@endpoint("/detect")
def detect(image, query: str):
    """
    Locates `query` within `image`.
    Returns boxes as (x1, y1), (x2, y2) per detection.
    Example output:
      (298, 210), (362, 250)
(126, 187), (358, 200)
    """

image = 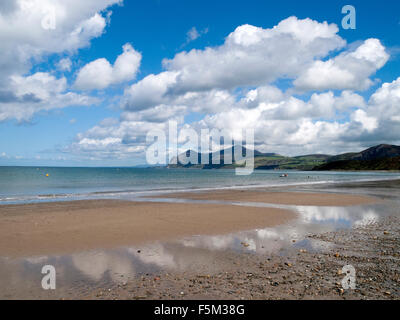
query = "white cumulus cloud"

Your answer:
(74, 43), (142, 90)
(294, 39), (389, 91)
(0, 0), (121, 121)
